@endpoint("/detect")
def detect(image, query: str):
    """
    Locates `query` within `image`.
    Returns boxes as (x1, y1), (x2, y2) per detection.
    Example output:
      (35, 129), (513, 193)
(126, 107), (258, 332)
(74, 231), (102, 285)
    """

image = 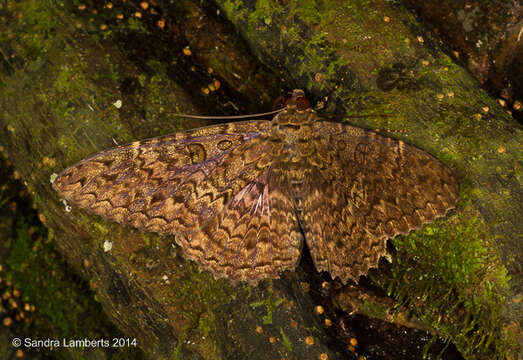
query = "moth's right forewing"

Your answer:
(301, 121), (459, 283)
